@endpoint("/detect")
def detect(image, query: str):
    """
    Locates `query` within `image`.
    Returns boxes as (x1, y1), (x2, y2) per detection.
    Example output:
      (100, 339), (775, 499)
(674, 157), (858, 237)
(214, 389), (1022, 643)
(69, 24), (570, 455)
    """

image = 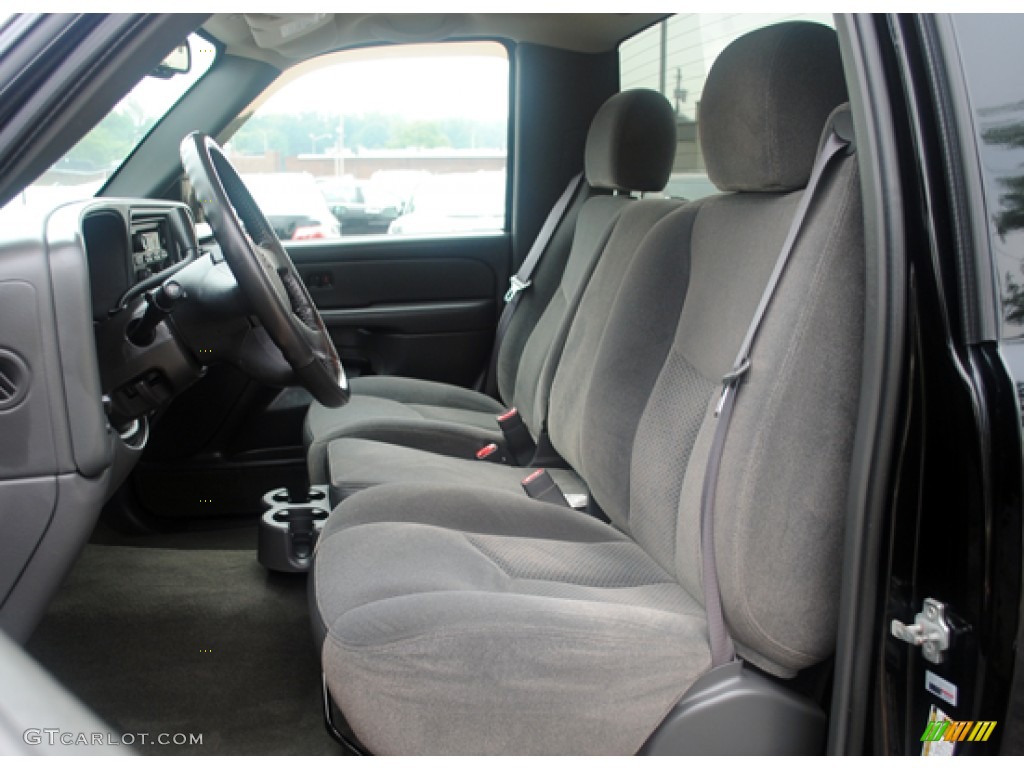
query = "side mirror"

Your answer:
(150, 41), (191, 79)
